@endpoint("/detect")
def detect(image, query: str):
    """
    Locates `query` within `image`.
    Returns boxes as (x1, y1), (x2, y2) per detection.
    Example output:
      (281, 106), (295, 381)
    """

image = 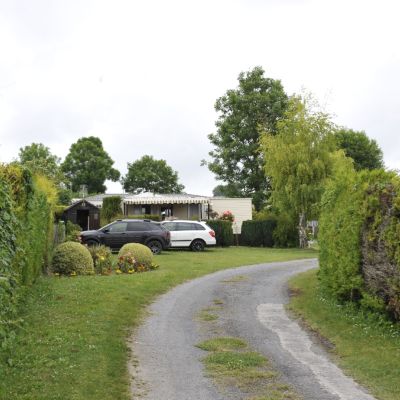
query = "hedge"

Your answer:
(0, 164), (56, 346)
(100, 213), (161, 226)
(205, 220), (233, 247)
(100, 196), (122, 223)
(319, 167), (400, 320)
(240, 219), (277, 247)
